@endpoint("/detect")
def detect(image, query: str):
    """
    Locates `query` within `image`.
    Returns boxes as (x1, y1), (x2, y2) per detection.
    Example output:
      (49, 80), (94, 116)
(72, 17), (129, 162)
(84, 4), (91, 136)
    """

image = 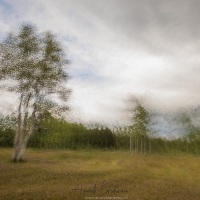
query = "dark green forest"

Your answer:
(1, 112), (200, 154)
